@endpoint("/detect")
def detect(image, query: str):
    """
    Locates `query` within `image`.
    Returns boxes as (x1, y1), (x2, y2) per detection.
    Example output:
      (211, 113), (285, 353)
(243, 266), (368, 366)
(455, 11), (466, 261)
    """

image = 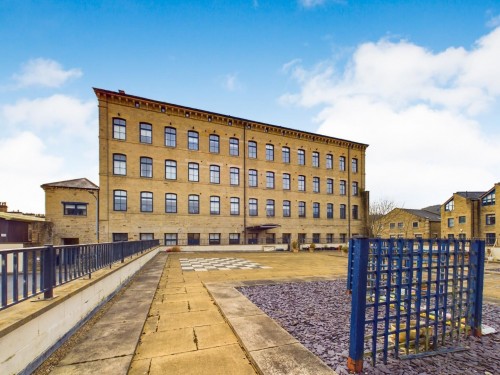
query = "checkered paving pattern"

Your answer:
(179, 257), (271, 272)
